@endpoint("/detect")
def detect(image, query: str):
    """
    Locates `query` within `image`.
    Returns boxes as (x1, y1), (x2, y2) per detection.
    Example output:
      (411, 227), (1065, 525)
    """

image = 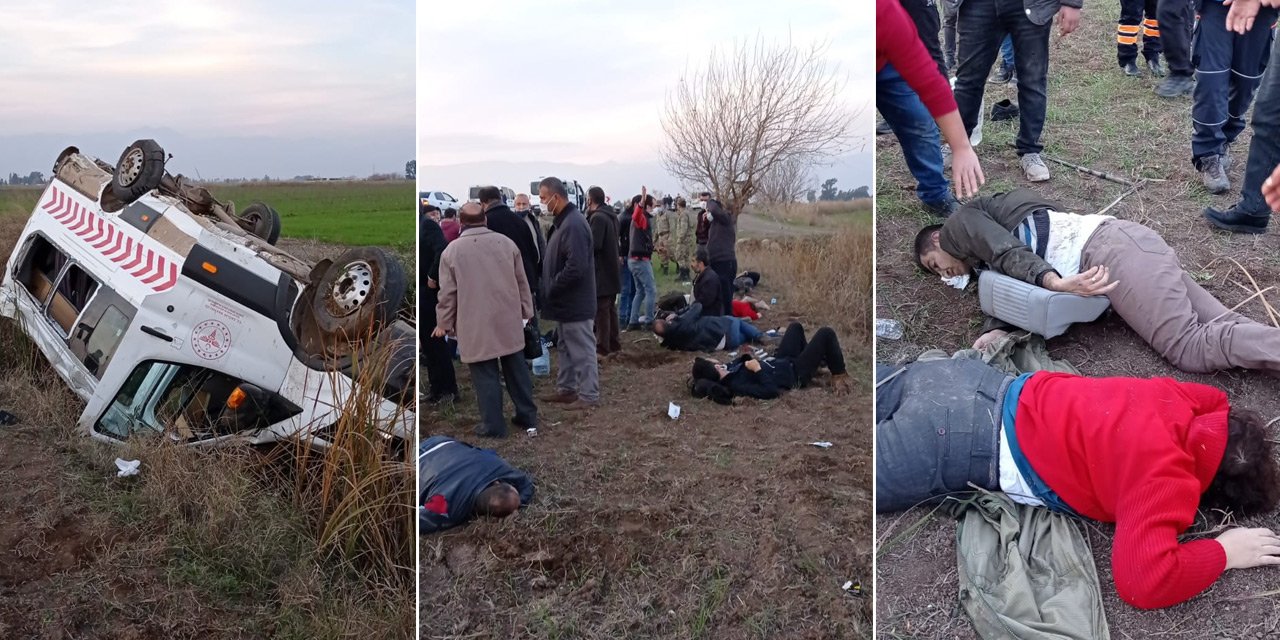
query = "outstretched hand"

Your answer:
(1043, 266), (1119, 296)
(1225, 0), (1261, 32)
(1218, 527), (1280, 570)
(951, 146), (986, 200)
